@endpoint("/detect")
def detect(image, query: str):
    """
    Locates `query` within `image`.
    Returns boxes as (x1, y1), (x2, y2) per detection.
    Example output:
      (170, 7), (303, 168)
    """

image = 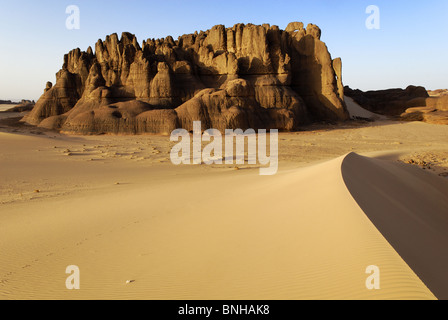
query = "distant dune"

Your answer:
(0, 104), (18, 112)
(344, 96), (387, 121)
